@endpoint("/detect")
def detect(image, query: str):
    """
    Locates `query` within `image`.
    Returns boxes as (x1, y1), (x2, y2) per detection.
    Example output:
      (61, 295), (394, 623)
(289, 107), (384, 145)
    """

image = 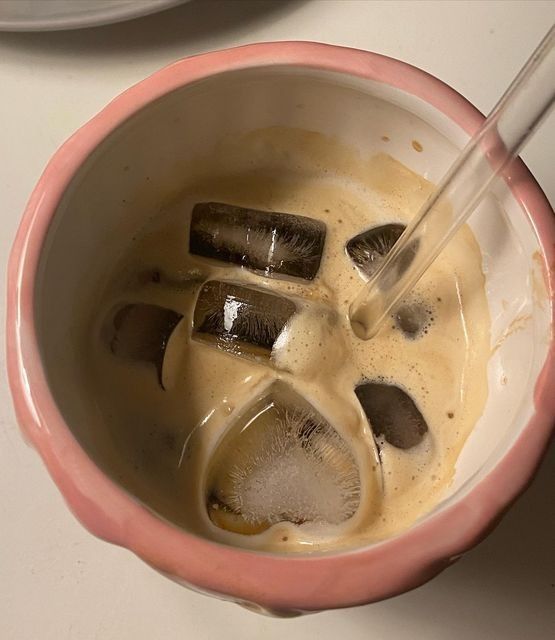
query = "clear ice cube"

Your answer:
(189, 202), (326, 280)
(206, 382), (360, 534)
(192, 280), (296, 360)
(355, 381), (428, 449)
(346, 223), (418, 279)
(108, 303), (183, 389)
